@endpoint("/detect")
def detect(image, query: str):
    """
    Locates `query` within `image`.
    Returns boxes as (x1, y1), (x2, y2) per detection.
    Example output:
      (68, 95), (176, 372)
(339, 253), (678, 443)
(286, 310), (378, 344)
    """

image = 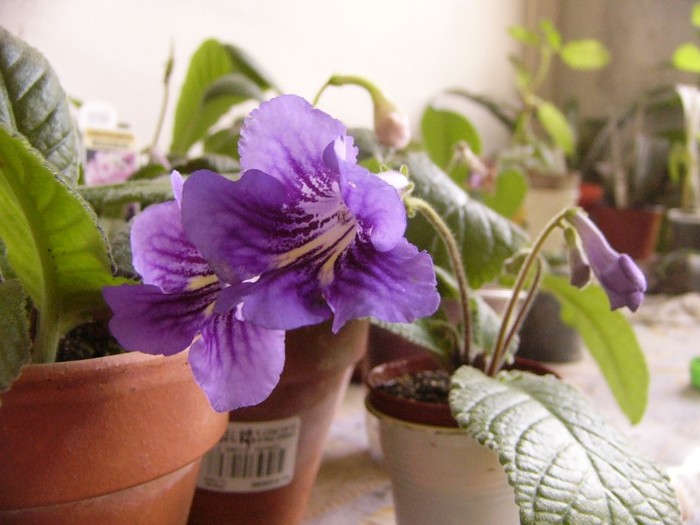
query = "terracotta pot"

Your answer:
(189, 320), (368, 525)
(366, 355), (555, 525)
(0, 350), (228, 525)
(587, 205), (663, 260)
